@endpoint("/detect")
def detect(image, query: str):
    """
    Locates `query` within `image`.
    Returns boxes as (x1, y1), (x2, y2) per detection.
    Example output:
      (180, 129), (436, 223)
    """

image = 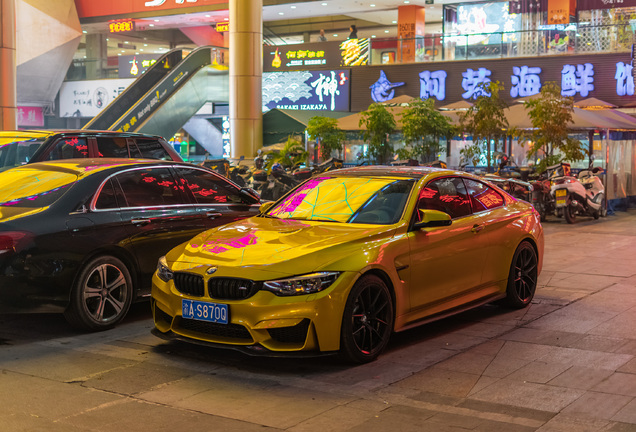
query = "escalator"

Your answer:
(83, 46), (228, 140)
